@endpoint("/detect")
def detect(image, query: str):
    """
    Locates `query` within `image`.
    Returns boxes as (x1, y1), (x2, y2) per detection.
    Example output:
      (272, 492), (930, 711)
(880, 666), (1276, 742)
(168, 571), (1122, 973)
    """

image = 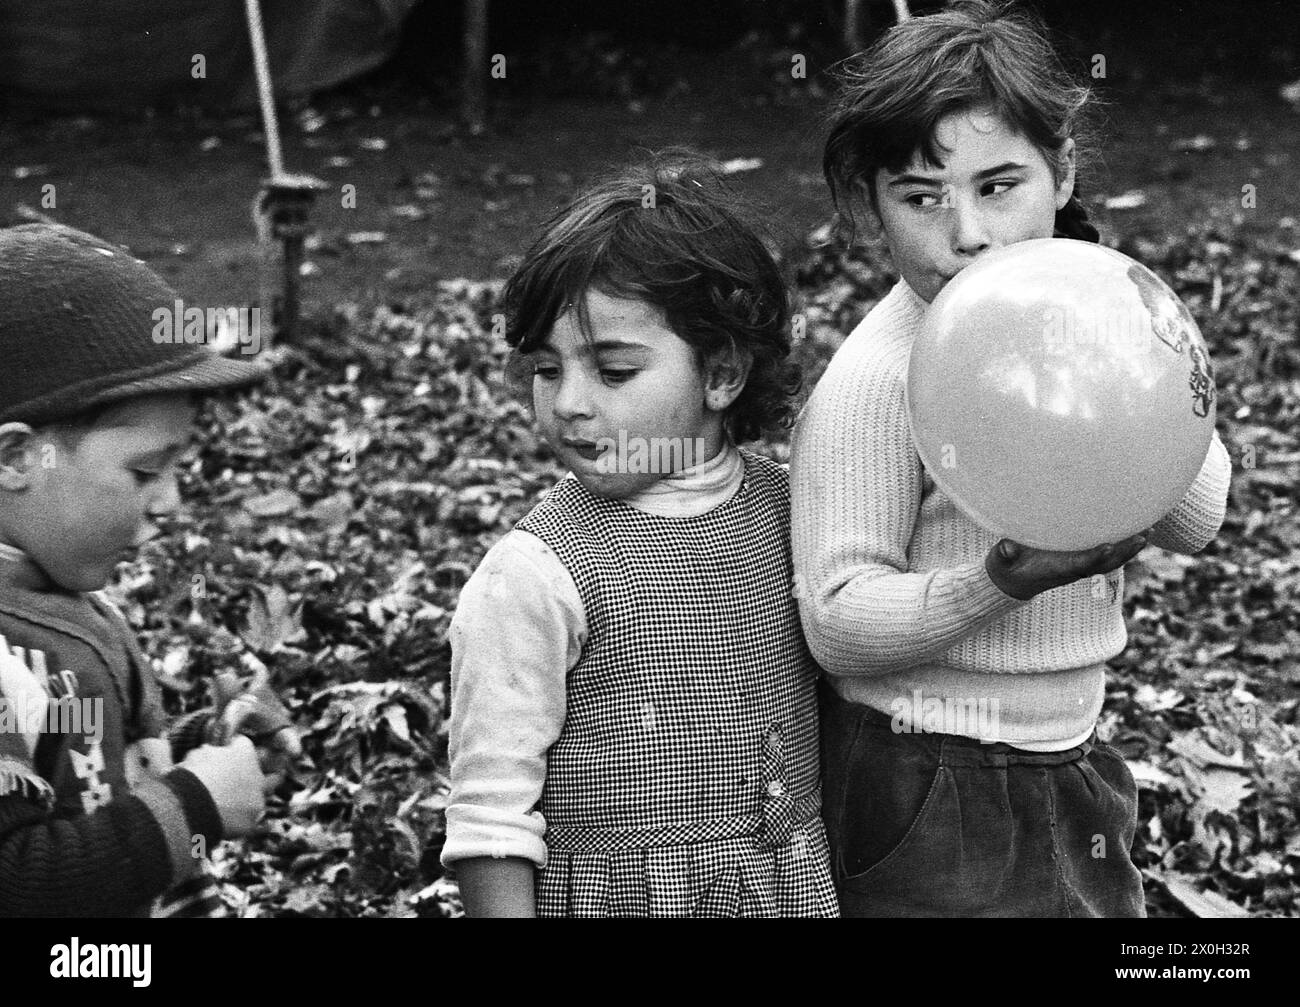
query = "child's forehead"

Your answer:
(77, 395), (196, 449)
(889, 107), (1034, 176)
(936, 106), (1004, 139)
(577, 289), (665, 325)
(543, 290), (673, 350)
